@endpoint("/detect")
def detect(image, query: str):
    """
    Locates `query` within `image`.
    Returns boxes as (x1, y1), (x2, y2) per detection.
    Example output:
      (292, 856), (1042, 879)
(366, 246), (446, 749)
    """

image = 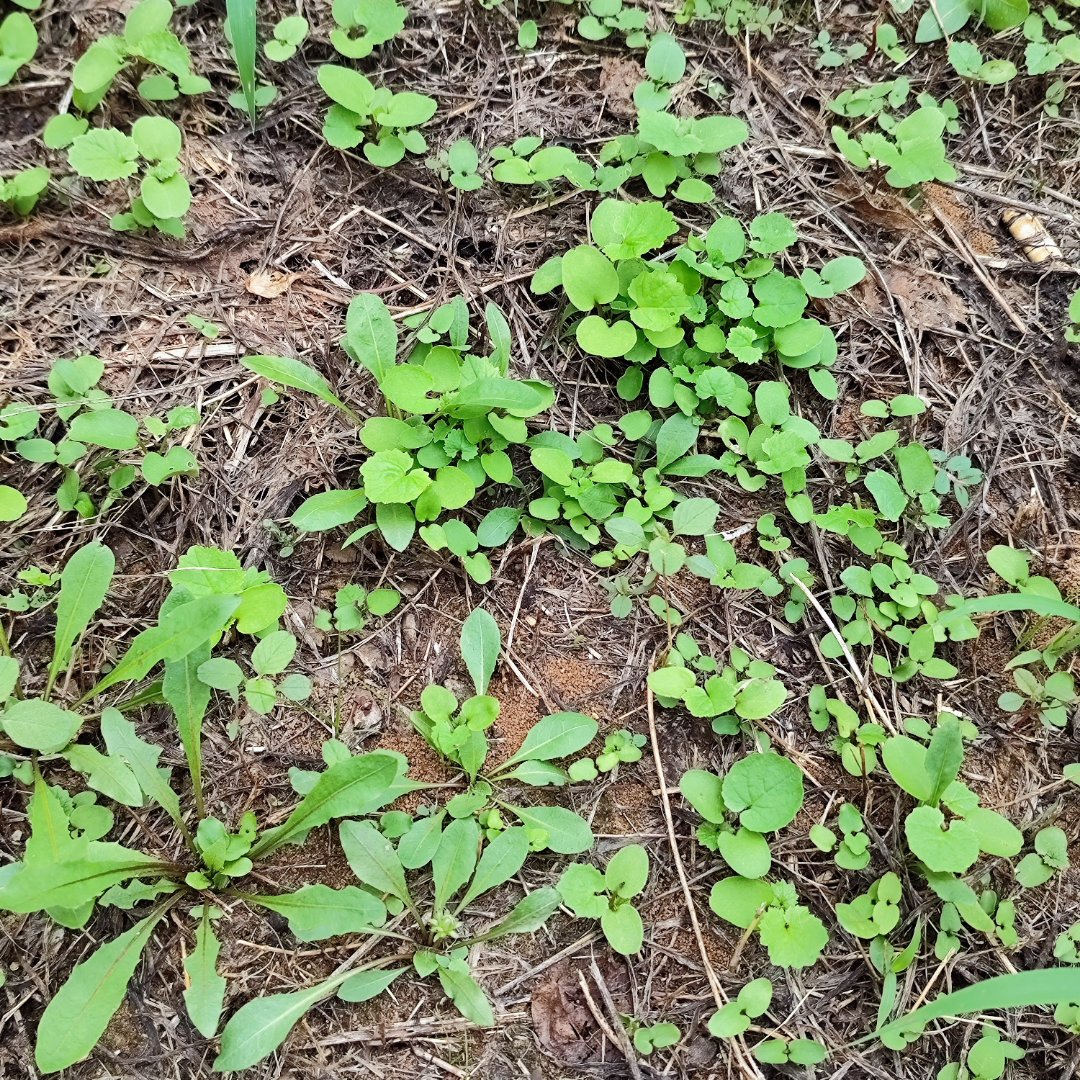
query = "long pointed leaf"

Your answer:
(226, 0), (257, 122)
(47, 542), (114, 694)
(35, 910), (164, 1073)
(868, 968), (1080, 1046)
(82, 595), (240, 702)
(456, 826), (529, 911)
(100, 708), (182, 827)
(213, 976), (339, 1071)
(250, 753), (400, 859)
(241, 354), (357, 422)
(162, 644), (211, 812)
(460, 608), (500, 695)
(184, 908), (226, 1038)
